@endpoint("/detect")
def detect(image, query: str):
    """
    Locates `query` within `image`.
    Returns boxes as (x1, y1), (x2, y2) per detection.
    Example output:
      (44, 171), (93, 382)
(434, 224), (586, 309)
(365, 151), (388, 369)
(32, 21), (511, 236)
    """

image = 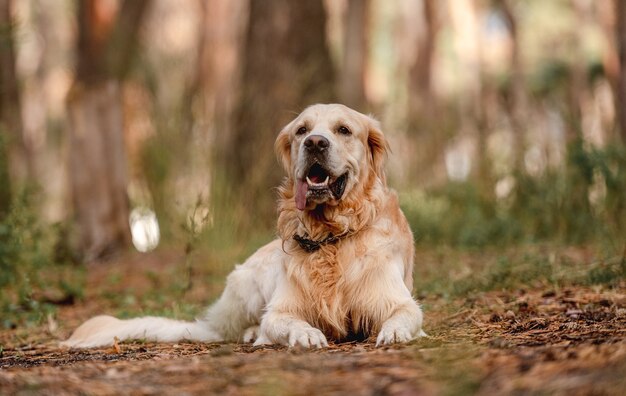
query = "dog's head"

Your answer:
(275, 104), (390, 211)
